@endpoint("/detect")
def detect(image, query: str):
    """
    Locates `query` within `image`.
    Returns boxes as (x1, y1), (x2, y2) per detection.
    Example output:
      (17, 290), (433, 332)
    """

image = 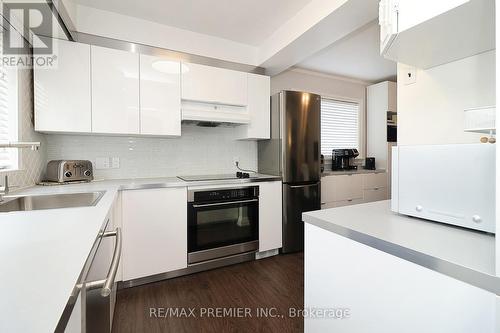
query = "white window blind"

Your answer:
(0, 26), (19, 170)
(321, 98), (359, 155)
